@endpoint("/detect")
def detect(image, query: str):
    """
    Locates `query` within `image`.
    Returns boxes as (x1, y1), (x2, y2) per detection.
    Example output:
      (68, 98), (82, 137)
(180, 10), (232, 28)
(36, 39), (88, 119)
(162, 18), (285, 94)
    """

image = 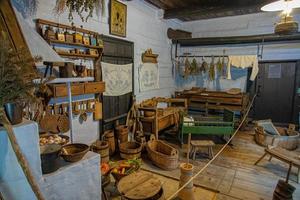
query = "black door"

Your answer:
(254, 62), (297, 125)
